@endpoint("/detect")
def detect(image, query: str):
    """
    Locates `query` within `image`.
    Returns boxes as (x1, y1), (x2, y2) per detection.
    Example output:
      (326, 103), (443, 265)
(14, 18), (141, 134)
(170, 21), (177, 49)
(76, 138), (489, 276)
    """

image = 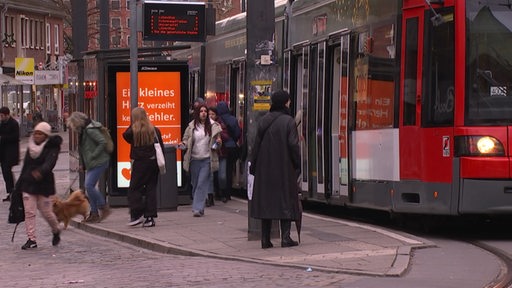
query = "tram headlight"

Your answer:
(455, 136), (505, 157)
